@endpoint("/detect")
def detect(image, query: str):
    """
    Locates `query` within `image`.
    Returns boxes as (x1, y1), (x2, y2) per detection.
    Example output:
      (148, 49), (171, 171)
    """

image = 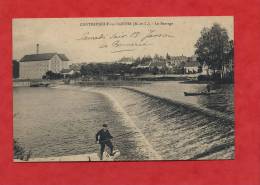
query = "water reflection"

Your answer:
(132, 81), (234, 116)
(197, 84), (234, 114)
